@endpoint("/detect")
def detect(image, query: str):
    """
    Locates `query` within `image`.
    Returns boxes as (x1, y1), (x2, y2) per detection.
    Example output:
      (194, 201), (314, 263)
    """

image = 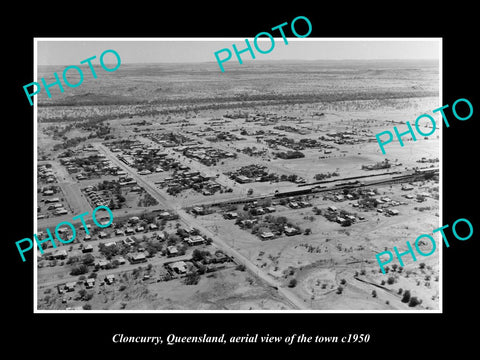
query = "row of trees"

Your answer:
(314, 171), (340, 181)
(273, 150), (305, 159)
